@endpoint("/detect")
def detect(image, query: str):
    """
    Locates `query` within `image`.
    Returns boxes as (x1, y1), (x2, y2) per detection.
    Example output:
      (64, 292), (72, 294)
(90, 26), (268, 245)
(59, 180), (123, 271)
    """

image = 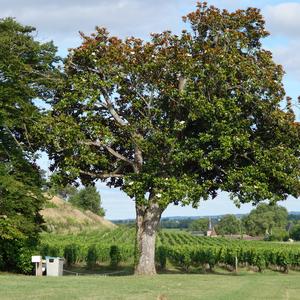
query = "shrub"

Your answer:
(156, 246), (167, 269)
(167, 246), (192, 271)
(110, 245), (121, 267)
(40, 244), (61, 257)
(0, 239), (35, 274)
(64, 244), (79, 266)
(86, 245), (98, 268)
(16, 248), (34, 275)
